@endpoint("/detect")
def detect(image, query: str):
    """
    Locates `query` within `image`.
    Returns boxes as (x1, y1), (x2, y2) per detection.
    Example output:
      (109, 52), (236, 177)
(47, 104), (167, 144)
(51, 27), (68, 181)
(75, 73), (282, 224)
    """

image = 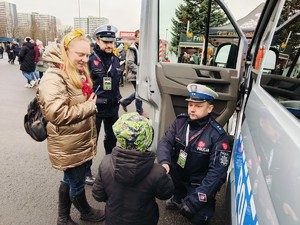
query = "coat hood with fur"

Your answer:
(42, 43), (63, 65)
